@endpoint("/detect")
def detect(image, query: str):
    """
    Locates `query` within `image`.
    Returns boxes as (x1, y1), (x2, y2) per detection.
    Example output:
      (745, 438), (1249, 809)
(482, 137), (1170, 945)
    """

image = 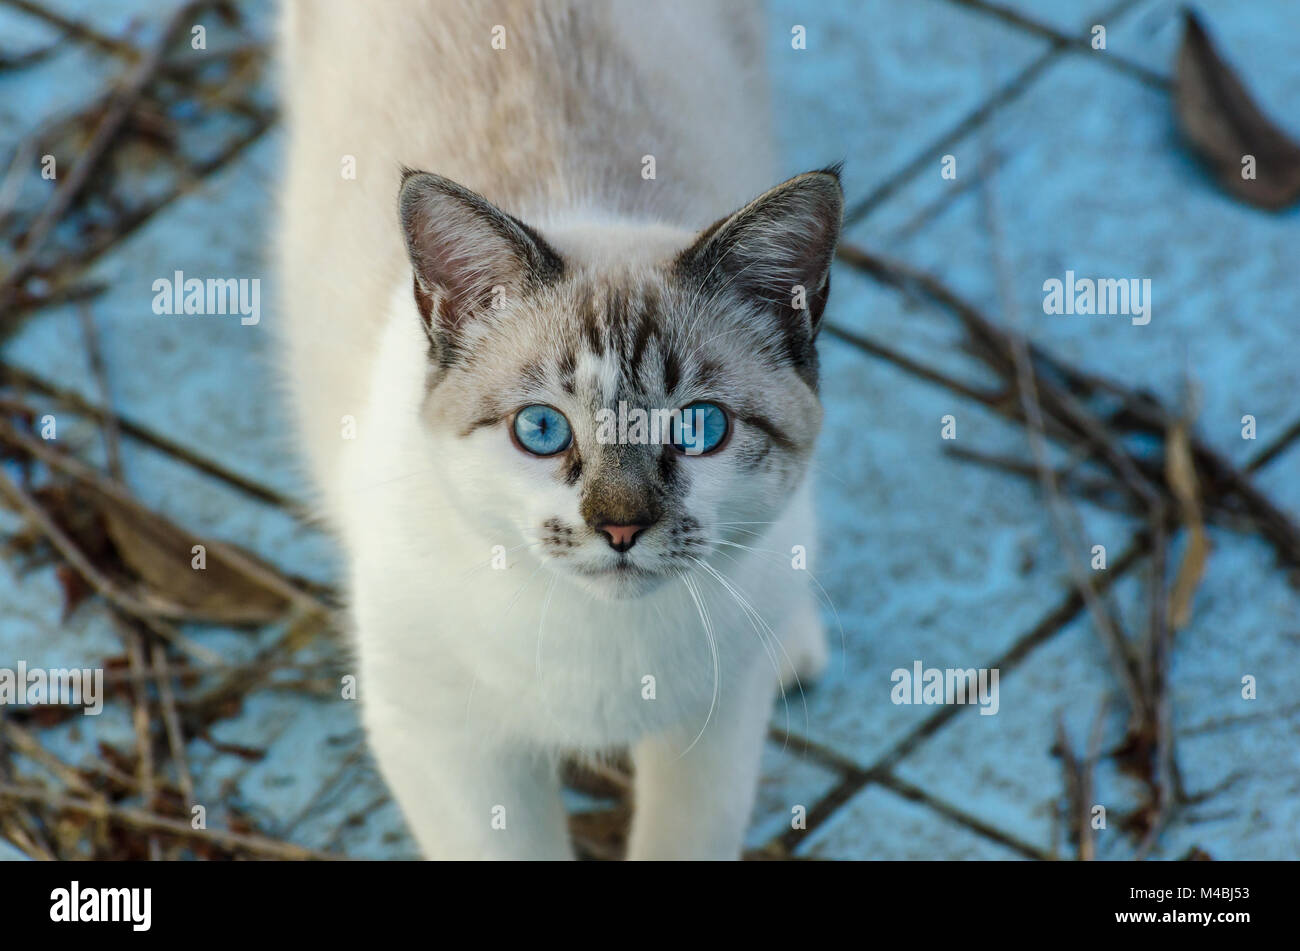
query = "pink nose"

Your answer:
(599, 523), (647, 553)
